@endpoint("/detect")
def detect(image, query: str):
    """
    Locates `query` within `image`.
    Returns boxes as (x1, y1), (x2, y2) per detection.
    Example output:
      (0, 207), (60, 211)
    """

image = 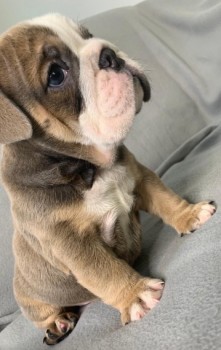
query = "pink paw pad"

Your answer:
(194, 201), (217, 229)
(129, 279), (164, 322)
